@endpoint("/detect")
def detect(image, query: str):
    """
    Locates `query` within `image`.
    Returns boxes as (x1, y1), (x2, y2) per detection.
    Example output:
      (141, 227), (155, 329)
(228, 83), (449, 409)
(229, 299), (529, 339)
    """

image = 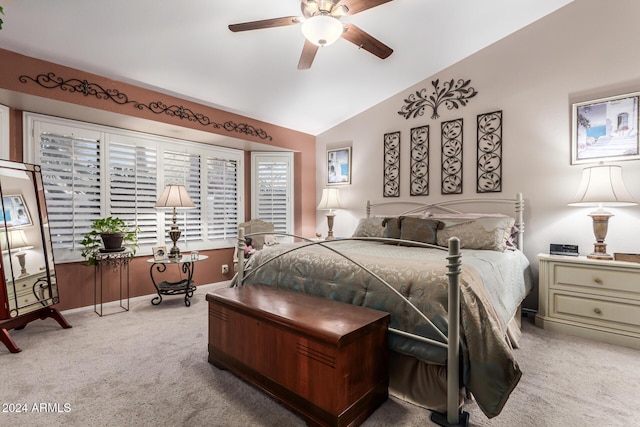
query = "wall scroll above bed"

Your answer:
(383, 131), (401, 197)
(477, 110), (503, 193)
(410, 125), (429, 196)
(441, 119), (463, 195)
